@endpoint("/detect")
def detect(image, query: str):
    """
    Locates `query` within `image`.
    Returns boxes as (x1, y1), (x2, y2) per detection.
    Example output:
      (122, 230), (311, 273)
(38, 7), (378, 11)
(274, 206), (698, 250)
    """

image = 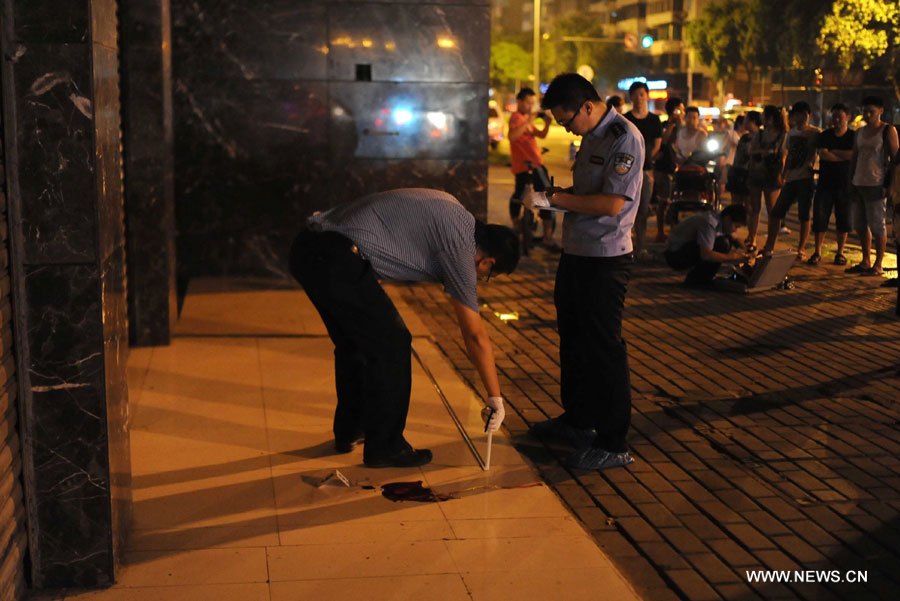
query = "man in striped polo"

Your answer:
(290, 188), (519, 468)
